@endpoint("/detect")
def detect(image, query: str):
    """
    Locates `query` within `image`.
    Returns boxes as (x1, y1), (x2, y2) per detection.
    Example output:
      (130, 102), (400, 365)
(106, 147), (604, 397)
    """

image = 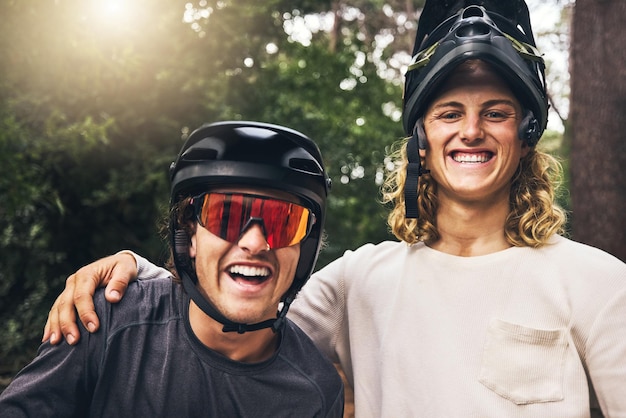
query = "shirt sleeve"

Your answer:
(288, 255), (349, 364)
(0, 327), (94, 416)
(117, 250), (172, 280)
(586, 284), (626, 416)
